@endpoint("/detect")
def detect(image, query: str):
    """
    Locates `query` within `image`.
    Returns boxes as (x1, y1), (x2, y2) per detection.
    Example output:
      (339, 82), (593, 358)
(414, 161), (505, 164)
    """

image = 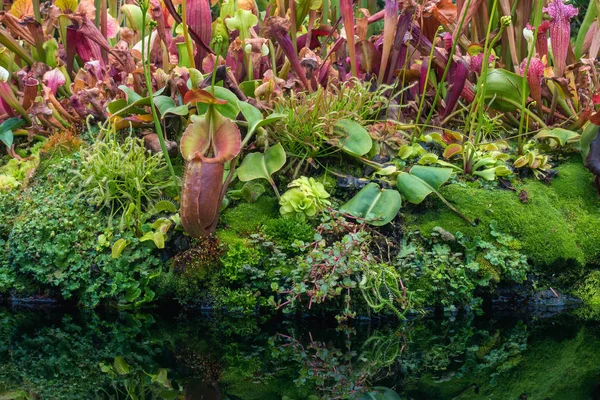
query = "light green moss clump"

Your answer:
(217, 196), (279, 245)
(407, 157), (600, 269)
